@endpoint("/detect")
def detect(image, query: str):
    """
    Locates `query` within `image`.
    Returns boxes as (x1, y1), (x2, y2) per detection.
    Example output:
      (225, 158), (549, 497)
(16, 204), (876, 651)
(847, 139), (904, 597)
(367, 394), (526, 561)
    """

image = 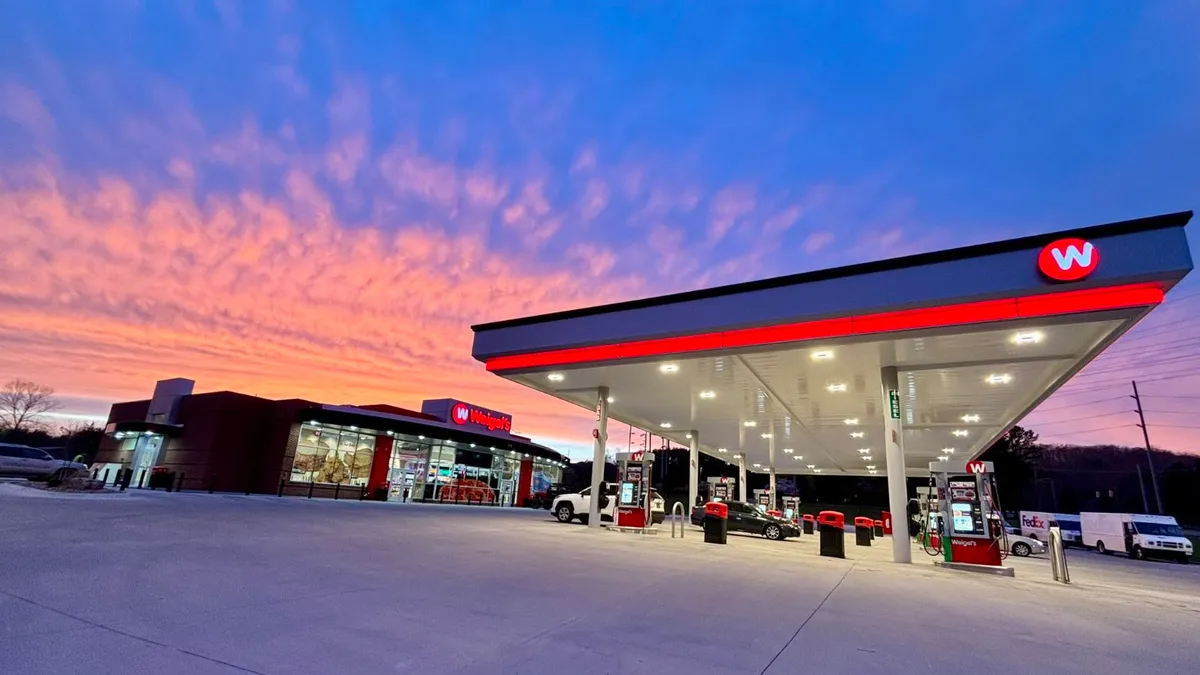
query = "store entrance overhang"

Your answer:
(471, 212), (1193, 477)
